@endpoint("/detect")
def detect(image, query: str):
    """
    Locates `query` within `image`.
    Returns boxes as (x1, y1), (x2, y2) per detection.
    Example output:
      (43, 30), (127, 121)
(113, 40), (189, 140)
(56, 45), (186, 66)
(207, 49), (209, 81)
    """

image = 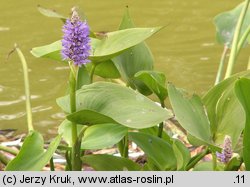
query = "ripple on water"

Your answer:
(0, 112), (25, 120)
(51, 112), (66, 120)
